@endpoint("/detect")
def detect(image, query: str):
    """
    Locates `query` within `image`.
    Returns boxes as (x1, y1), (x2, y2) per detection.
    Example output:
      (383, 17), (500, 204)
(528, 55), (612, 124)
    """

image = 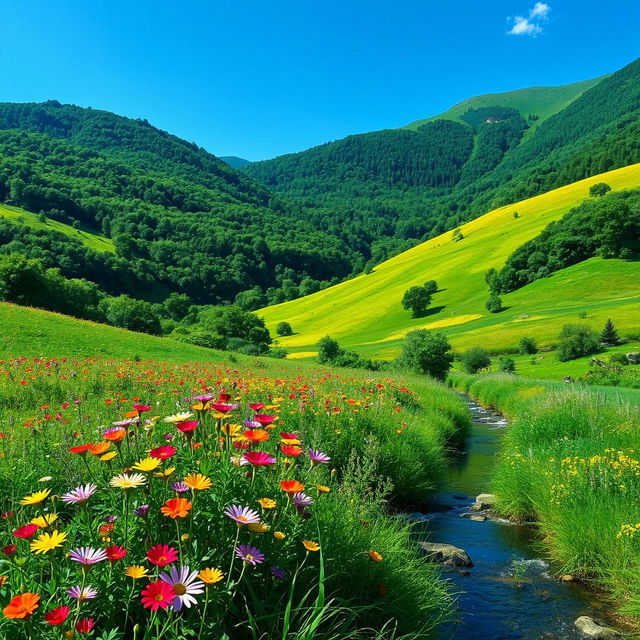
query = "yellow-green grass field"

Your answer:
(0, 203), (115, 253)
(261, 164), (640, 363)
